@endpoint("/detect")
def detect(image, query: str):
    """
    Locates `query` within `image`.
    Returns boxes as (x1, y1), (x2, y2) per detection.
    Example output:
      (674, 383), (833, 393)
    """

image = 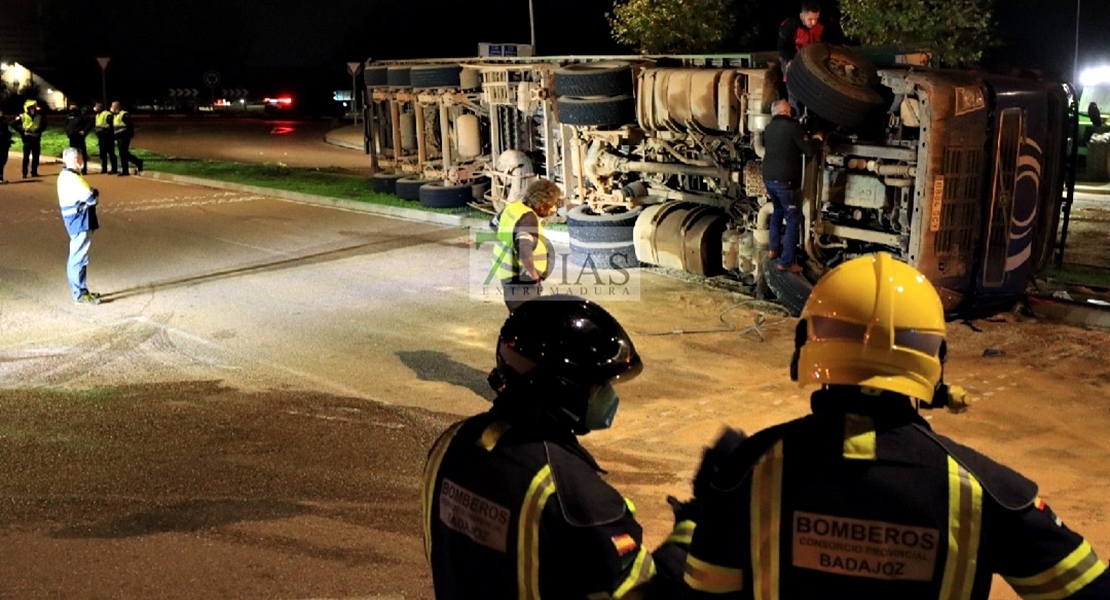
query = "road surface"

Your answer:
(0, 125), (1106, 599)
